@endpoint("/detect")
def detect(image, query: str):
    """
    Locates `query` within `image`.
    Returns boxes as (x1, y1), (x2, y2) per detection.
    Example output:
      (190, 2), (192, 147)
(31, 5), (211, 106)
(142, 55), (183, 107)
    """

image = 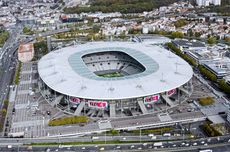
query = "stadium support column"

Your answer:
(47, 36), (51, 52)
(178, 88), (180, 104)
(110, 102), (116, 118)
(137, 99), (148, 114)
(74, 102), (85, 116)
